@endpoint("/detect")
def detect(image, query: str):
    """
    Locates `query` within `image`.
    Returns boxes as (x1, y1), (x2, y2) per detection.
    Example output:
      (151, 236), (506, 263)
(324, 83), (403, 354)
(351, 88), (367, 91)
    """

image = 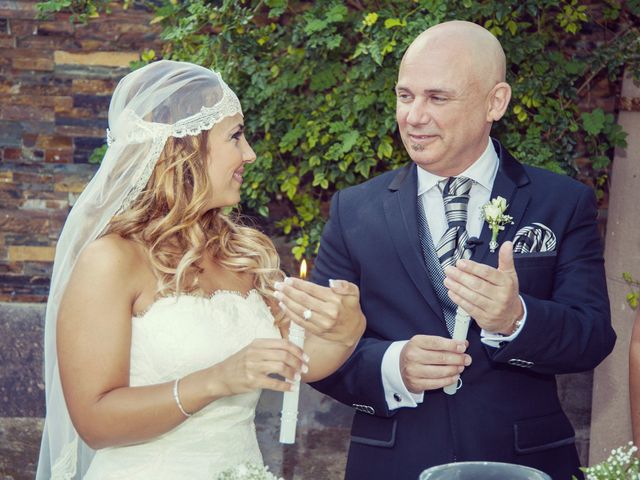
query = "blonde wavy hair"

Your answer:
(103, 129), (284, 314)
